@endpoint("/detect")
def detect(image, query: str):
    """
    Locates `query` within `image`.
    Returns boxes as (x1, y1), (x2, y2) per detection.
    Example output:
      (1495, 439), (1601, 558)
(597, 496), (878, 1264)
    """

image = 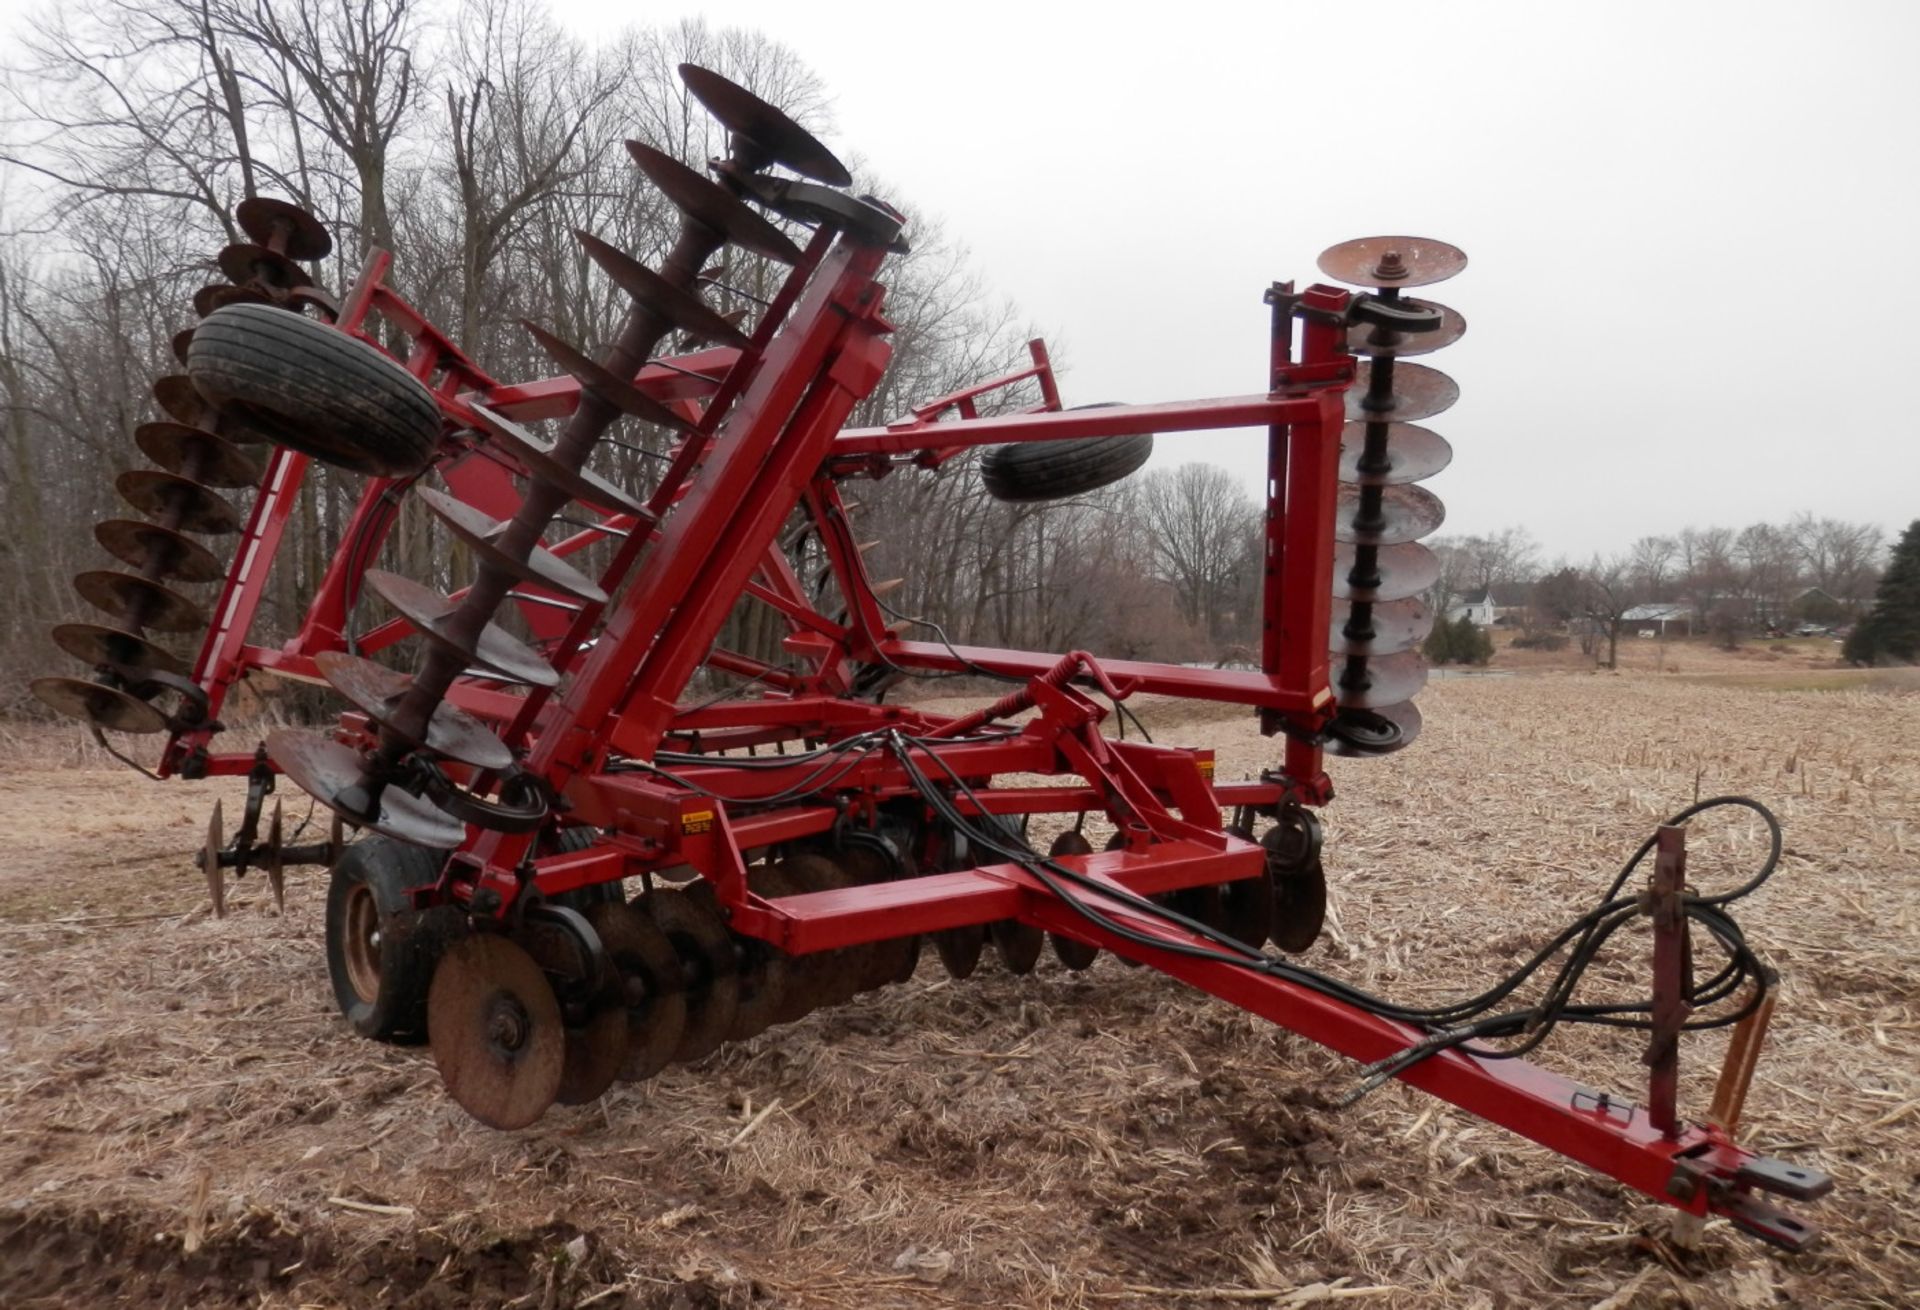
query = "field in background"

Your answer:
(1, 669), (1917, 1309)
